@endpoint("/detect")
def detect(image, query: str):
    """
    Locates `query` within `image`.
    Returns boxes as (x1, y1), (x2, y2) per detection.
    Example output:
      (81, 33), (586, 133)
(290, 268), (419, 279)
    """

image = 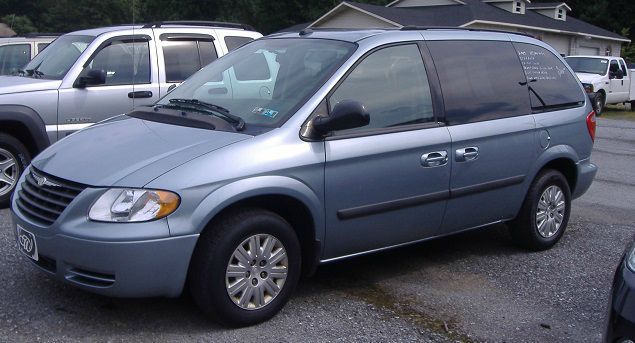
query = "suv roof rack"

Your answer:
(400, 26), (535, 38)
(22, 32), (63, 37)
(142, 21), (255, 31)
